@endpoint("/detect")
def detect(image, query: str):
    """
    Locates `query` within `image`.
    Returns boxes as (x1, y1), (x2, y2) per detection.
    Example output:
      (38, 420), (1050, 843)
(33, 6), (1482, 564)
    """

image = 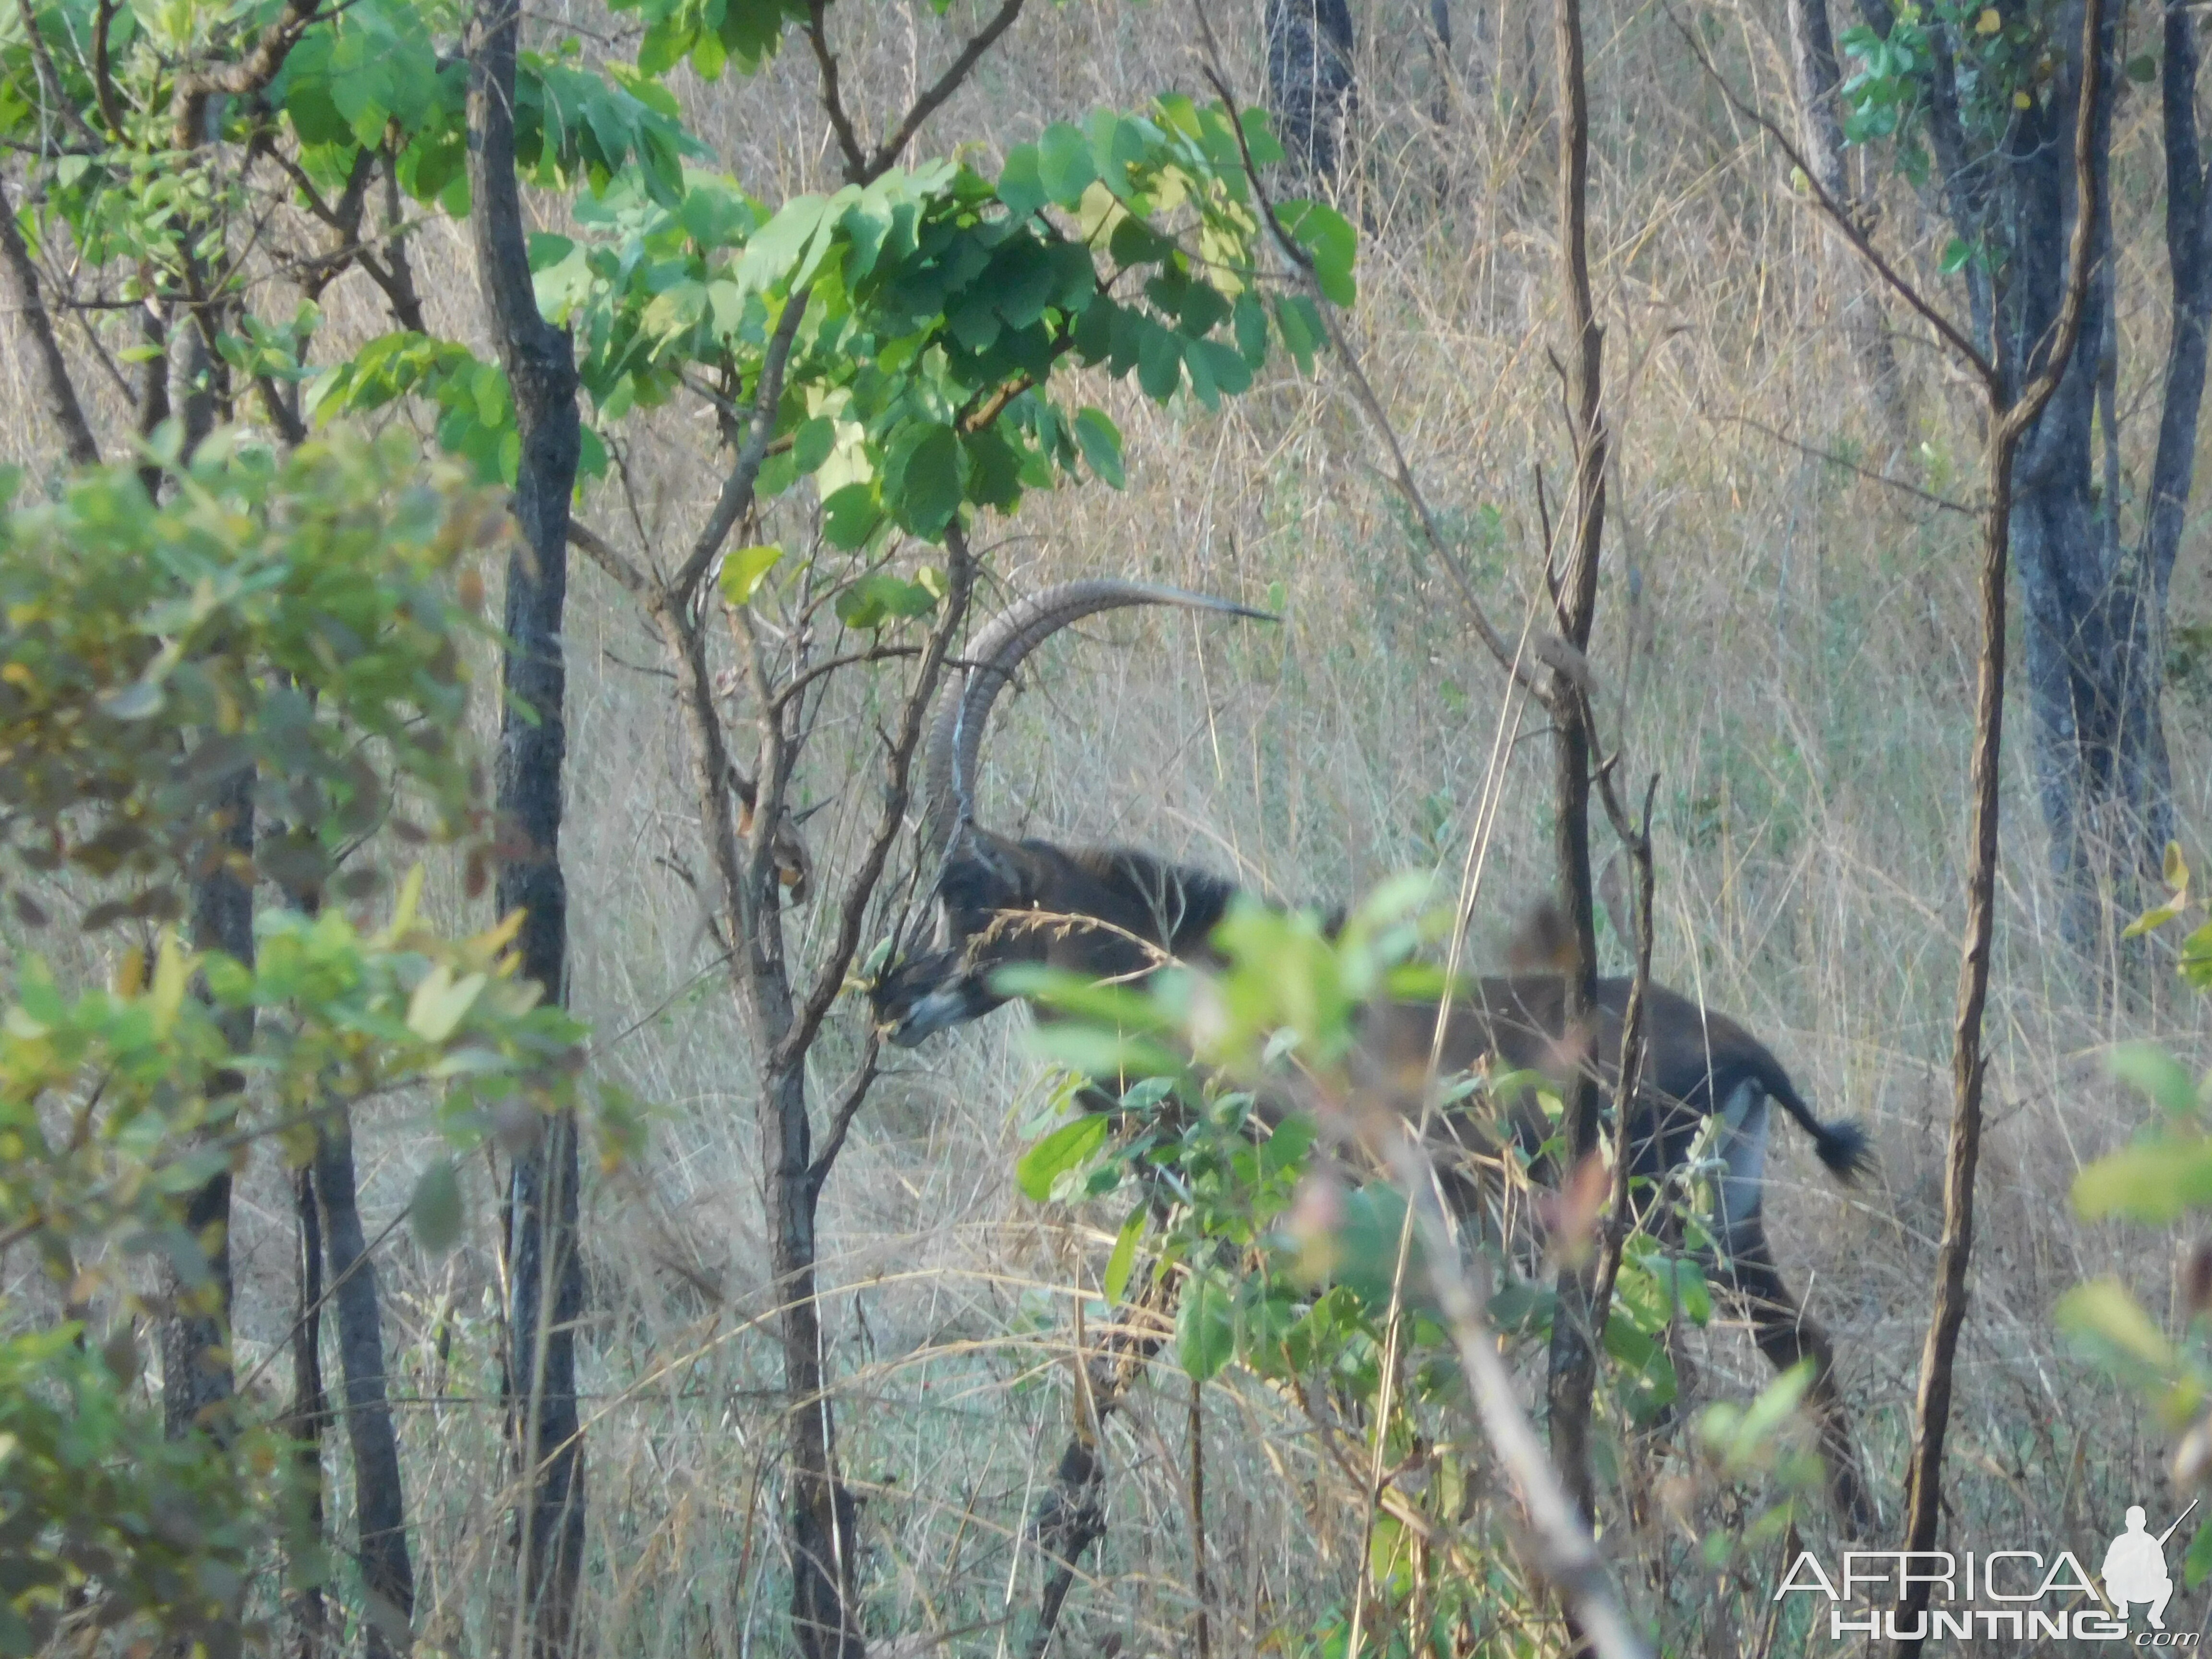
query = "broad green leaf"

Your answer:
(2072, 1139), (2212, 1221)
(820, 483), (882, 550)
(2109, 1042), (2200, 1115)
(1103, 1204), (1147, 1304)
(998, 143), (1047, 218)
(1016, 1114), (1109, 1202)
(407, 963), (486, 1043)
(1177, 1271), (1235, 1380)
(1036, 122), (1097, 204)
(834, 573), (938, 630)
(883, 421), (965, 535)
(2056, 1280), (2176, 1370)
(790, 417), (837, 474)
(1281, 199), (1358, 306)
(720, 544), (783, 606)
(409, 1158), (464, 1254)
(1073, 408), (1124, 488)
(2188, 1519), (2212, 1587)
